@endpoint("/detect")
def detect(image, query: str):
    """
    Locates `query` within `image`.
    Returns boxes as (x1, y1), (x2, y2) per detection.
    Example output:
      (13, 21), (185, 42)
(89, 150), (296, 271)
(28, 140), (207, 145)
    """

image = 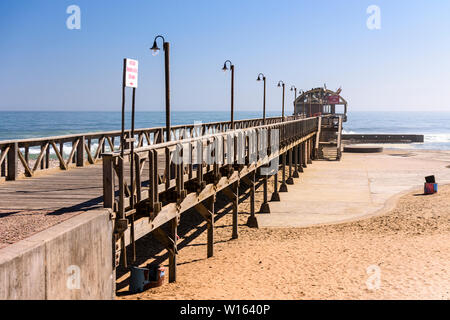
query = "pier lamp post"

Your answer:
(290, 85), (297, 100)
(257, 73), (271, 213)
(222, 60), (235, 130)
(290, 85), (297, 116)
(277, 81), (285, 121)
(150, 35), (171, 142)
(256, 73), (266, 125)
(289, 85), (299, 180)
(277, 80), (288, 192)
